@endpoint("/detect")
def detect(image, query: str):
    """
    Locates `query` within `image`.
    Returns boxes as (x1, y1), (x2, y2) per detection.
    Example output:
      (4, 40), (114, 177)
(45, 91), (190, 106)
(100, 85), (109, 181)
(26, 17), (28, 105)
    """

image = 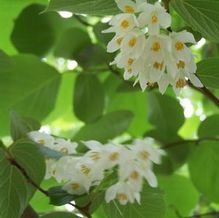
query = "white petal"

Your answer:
(189, 74), (203, 87)
(148, 22), (160, 35)
(144, 170), (158, 187)
(176, 30), (196, 44)
(158, 12), (171, 29)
